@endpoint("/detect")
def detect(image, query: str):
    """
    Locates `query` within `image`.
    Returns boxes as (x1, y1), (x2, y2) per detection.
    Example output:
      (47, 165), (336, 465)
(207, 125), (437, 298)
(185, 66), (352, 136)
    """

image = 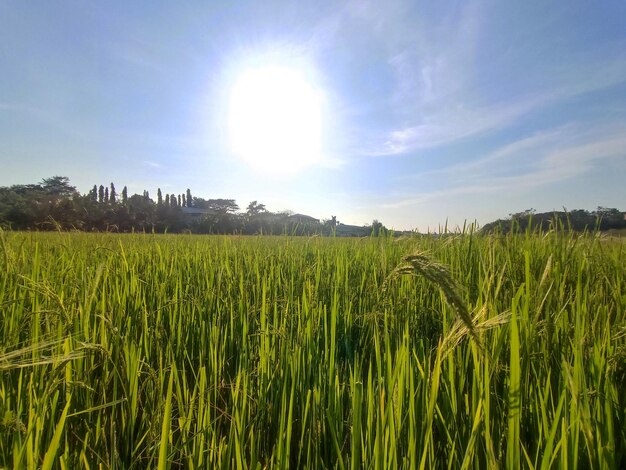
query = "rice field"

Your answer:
(0, 229), (624, 468)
